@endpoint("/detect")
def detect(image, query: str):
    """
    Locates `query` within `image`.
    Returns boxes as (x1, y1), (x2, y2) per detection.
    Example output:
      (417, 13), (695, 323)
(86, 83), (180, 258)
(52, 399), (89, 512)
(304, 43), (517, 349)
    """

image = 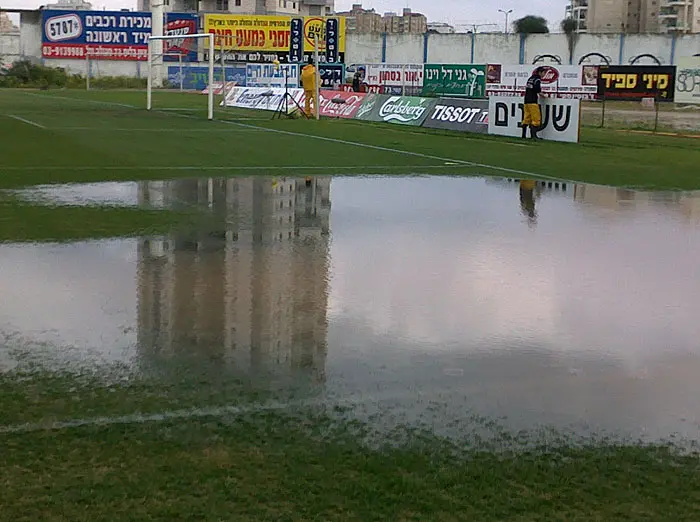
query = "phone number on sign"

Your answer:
(42, 44), (148, 61)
